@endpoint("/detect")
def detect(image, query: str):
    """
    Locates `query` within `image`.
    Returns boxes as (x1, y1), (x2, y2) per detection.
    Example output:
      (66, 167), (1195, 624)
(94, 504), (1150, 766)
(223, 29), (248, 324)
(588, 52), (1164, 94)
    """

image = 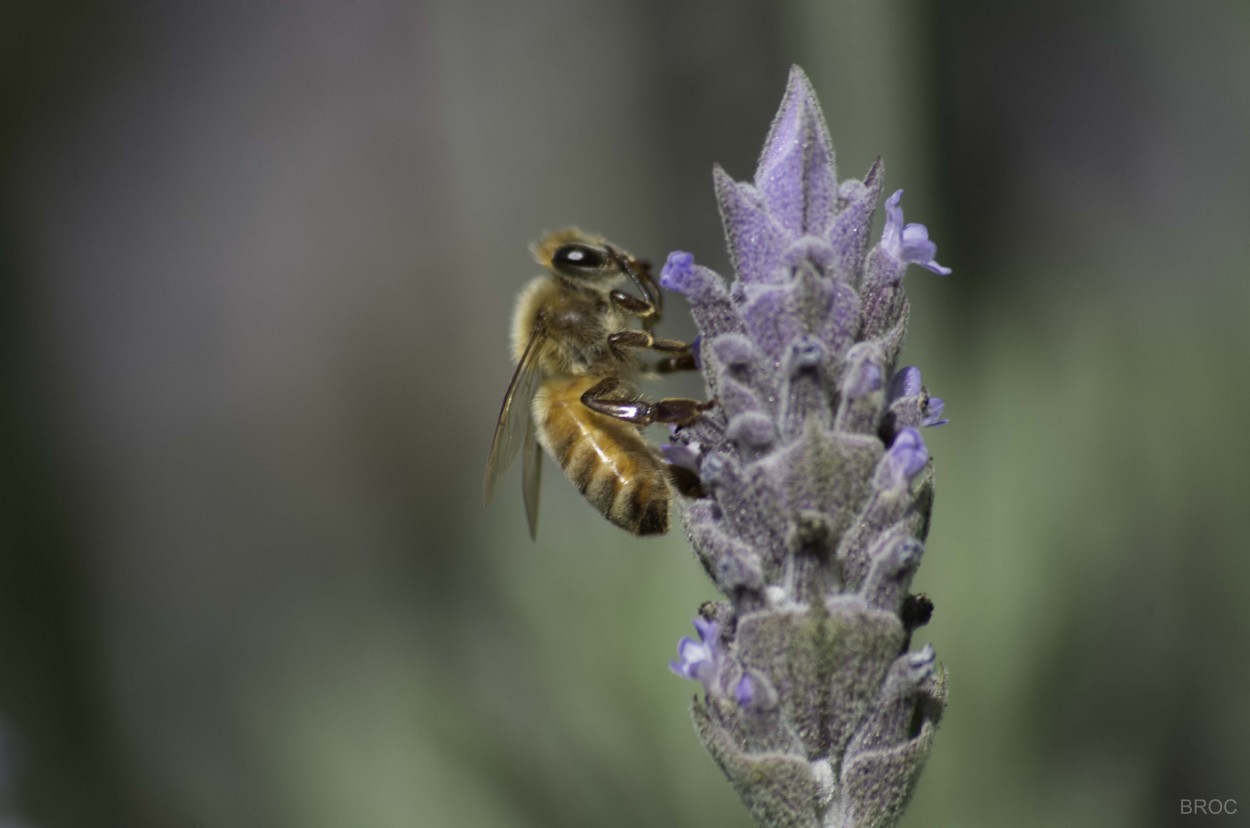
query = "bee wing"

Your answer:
(483, 325), (546, 506)
(521, 417), (542, 539)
